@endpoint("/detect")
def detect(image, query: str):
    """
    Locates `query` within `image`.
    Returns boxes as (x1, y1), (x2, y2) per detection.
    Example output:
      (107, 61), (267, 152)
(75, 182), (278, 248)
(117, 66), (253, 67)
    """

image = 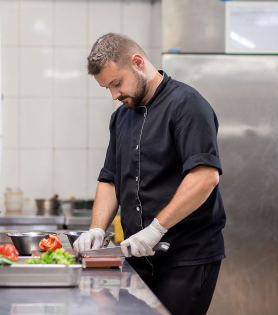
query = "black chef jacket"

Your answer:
(98, 71), (226, 276)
